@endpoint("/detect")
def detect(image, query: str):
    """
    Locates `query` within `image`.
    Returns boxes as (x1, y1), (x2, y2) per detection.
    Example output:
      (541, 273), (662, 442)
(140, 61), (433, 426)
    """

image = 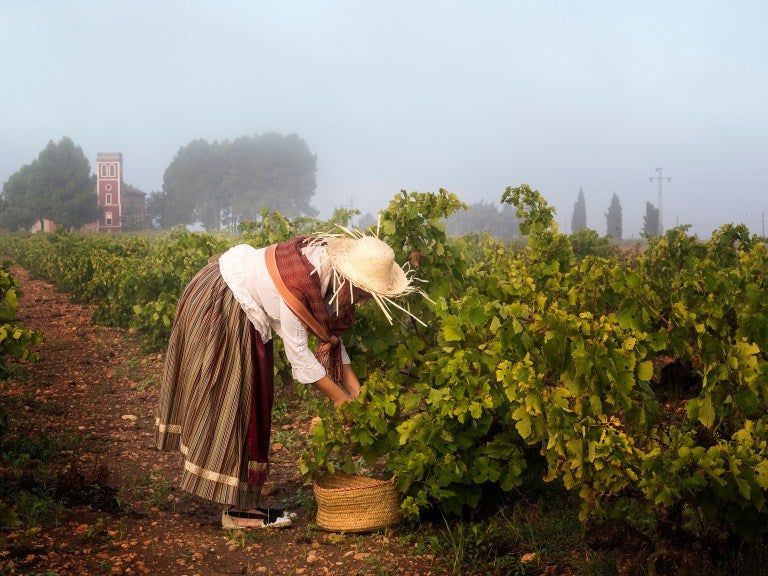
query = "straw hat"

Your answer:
(309, 225), (429, 325)
(325, 235), (409, 298)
